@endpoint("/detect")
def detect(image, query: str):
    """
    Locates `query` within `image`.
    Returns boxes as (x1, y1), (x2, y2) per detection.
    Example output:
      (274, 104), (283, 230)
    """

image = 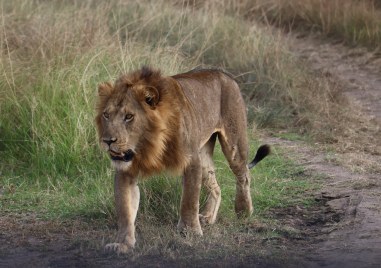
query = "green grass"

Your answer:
(1, 138), (312, 223)
(1, 136), (314, 261)
(143, 137), (316, 224)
